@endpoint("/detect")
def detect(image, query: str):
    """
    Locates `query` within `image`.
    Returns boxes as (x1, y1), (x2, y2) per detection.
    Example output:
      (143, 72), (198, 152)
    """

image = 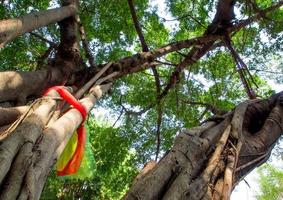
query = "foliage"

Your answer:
(0, 0), (282, 198)
(257, 164), (283, 200)
(41, 118), (138, 200)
